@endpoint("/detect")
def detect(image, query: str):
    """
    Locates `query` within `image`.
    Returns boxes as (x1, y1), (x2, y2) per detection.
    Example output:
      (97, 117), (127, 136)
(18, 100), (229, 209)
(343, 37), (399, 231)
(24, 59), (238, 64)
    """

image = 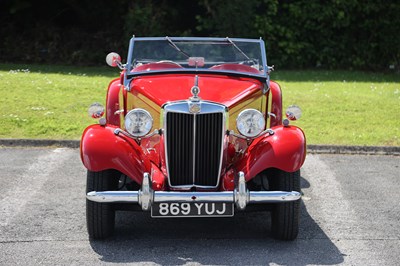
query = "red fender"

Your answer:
(106, 78), (121, 126)
(80, 125), (151, 185)
(236, 125), (306, 180)
(269, 81), (282, 127)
